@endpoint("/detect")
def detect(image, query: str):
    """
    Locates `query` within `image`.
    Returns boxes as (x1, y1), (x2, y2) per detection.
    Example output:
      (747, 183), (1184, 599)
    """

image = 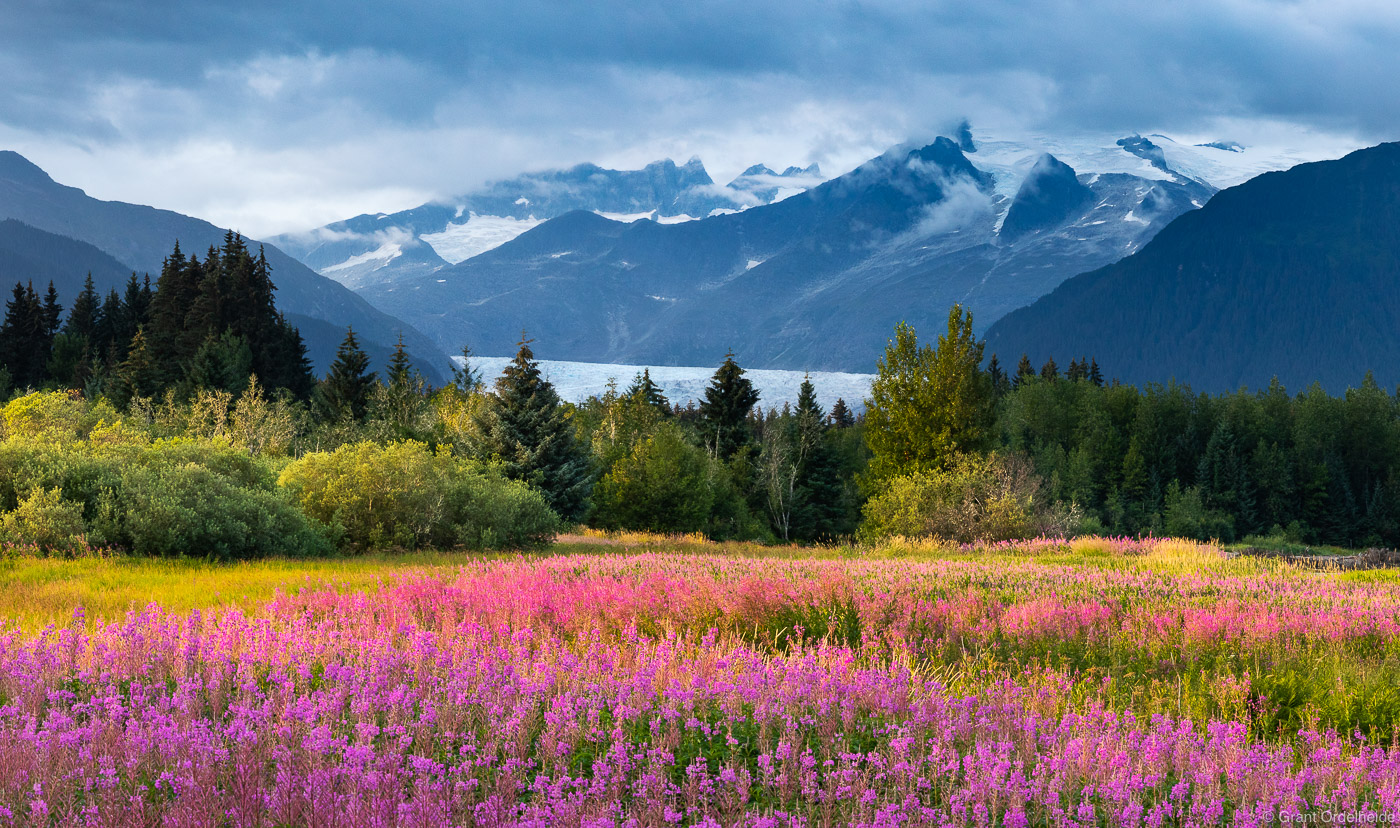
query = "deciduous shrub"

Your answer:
(860, 452), (1077, 543)
(277, 441), (558, 551)
(1, 487), (87, 554)
(90, 464), (331, 560)
(590, 423), (767, 539)
(591, 423), (716, 534)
